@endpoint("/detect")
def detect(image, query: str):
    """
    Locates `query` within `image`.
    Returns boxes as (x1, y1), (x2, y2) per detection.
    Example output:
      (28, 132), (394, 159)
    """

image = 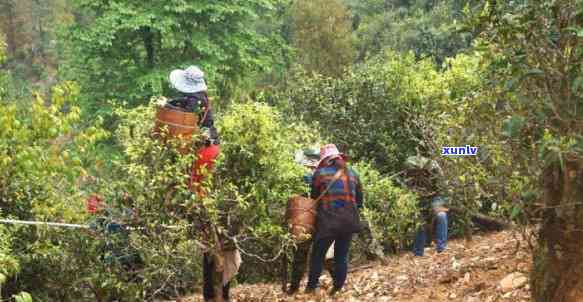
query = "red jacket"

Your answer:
(189, 144), (220, 197)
